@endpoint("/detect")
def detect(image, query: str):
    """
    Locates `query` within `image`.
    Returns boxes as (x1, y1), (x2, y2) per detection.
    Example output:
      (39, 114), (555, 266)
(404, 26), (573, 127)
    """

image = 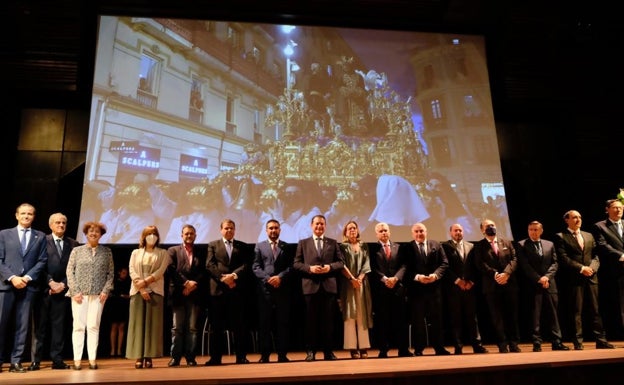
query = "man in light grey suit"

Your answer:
(0, 203), (48, 373)
(293, 215), (344, 361)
